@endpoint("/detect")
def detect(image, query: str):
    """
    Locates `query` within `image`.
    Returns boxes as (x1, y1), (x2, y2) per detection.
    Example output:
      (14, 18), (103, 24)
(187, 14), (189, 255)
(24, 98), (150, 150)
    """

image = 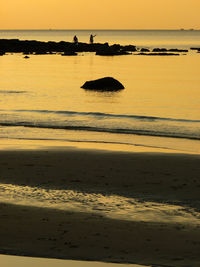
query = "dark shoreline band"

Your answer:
(0, 39), (195, 56)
